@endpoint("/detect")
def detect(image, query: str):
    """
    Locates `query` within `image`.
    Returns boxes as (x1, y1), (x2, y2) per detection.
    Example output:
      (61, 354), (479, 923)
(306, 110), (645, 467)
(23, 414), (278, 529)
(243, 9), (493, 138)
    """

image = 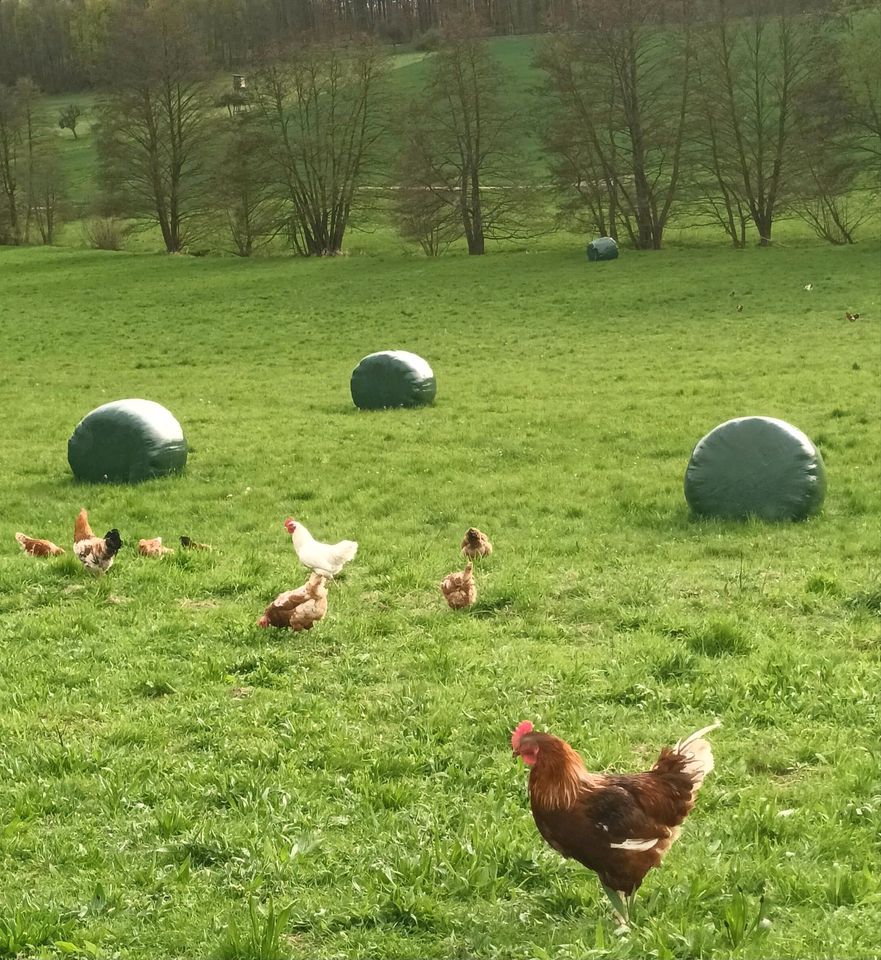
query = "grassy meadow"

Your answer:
(0, 237), (879, 960)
